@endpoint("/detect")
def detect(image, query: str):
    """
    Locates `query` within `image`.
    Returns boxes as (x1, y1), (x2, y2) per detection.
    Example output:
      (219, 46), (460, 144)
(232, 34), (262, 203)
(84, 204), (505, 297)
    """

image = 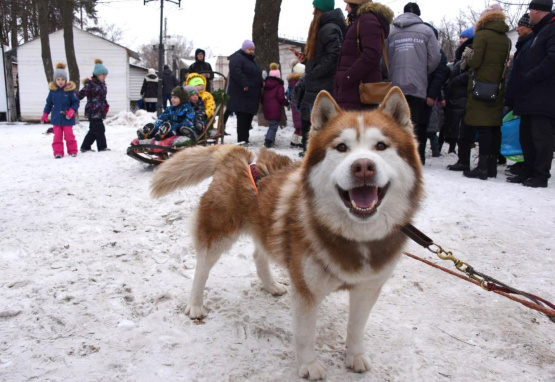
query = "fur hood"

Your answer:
(475, 11), (509, 33)
(82, 77), (101, 85)
(287, 72), (303, 82)
(145, 73), (158, 82)
(48, 81), (76, 92)
(357, 2), (394, 25)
